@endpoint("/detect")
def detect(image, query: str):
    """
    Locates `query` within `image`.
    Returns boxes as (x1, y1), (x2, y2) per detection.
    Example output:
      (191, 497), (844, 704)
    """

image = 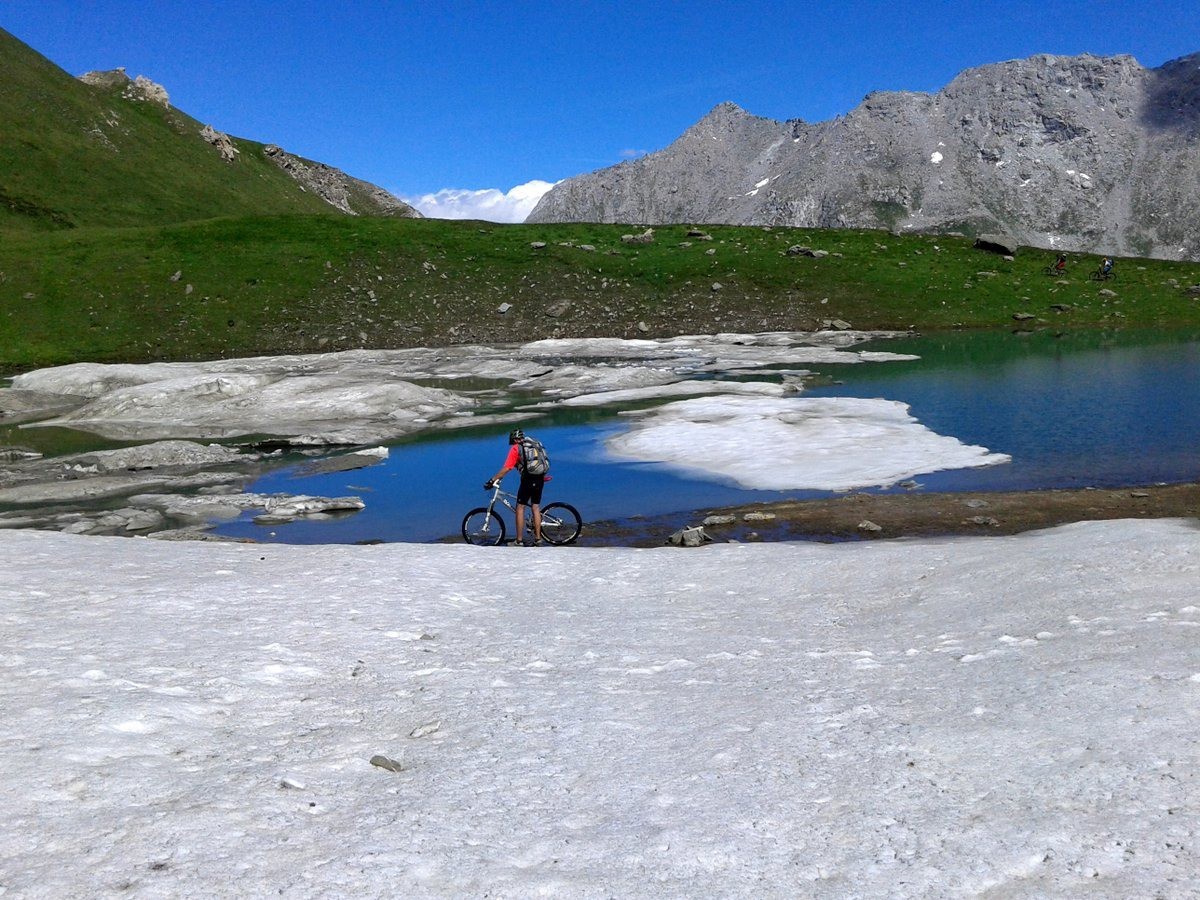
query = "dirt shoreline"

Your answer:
(581, 482), (1200, 547)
